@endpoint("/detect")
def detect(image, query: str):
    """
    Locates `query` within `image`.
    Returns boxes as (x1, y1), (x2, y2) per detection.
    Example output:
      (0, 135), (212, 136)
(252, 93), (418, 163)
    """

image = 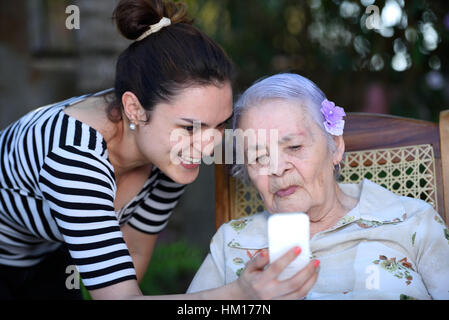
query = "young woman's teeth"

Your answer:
(179, 156), (201, 164)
